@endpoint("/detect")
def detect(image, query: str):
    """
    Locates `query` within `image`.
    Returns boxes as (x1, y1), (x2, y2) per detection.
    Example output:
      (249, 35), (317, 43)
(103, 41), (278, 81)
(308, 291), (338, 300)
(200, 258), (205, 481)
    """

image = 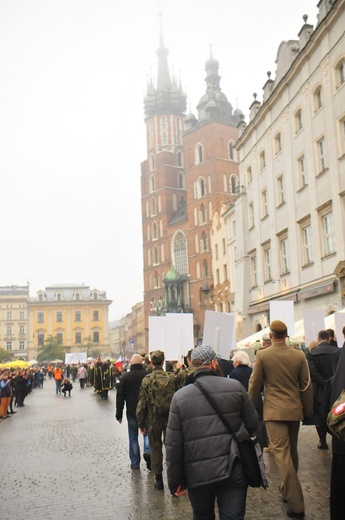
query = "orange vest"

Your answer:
(54, 368), (63, 380)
